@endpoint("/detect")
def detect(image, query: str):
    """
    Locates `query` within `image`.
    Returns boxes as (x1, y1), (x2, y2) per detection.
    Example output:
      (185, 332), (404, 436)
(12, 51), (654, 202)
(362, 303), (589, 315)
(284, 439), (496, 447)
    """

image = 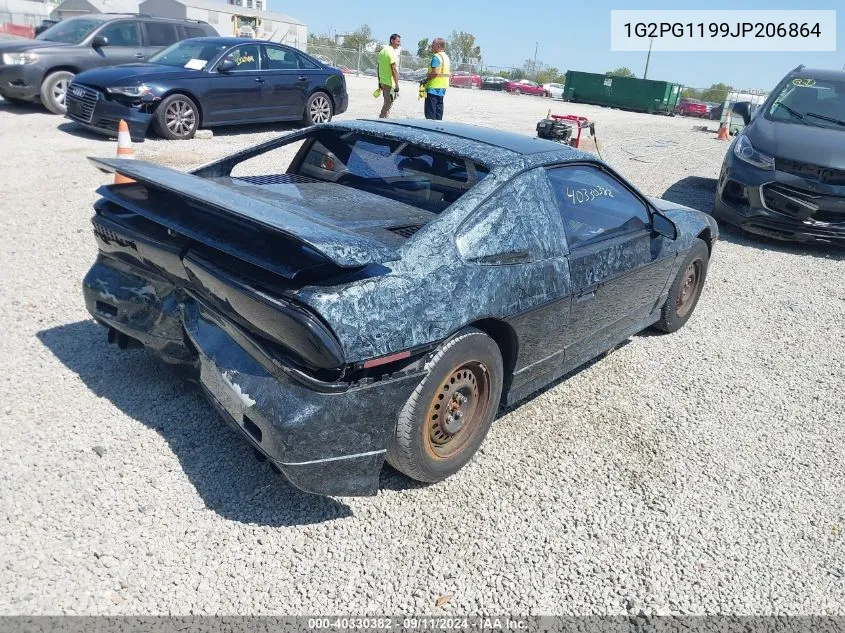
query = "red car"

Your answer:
(449, 71), (481, 89)
(676, 98), (708, 117)
(504, 79), (546, 96)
